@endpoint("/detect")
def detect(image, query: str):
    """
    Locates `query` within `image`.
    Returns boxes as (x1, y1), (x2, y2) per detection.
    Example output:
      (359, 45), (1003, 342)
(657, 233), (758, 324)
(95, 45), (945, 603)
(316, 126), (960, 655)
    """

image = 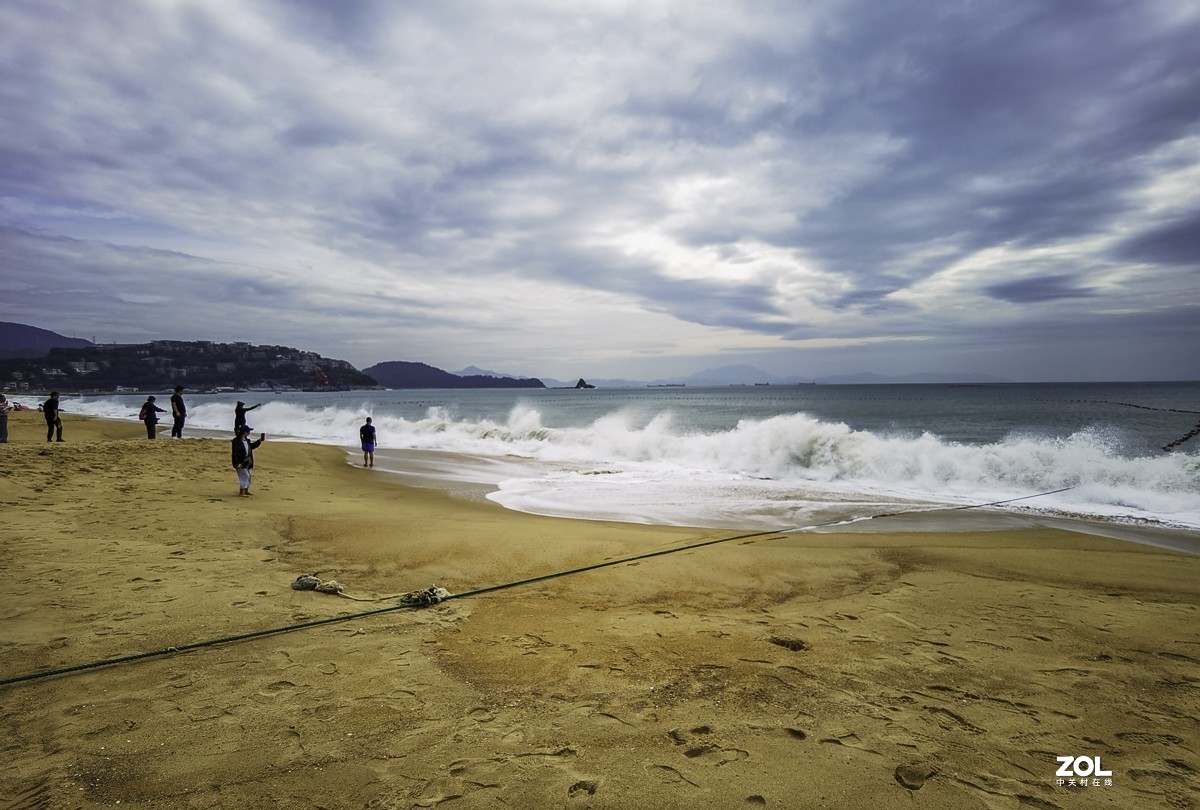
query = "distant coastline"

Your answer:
(27, 320), (1183, 396)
